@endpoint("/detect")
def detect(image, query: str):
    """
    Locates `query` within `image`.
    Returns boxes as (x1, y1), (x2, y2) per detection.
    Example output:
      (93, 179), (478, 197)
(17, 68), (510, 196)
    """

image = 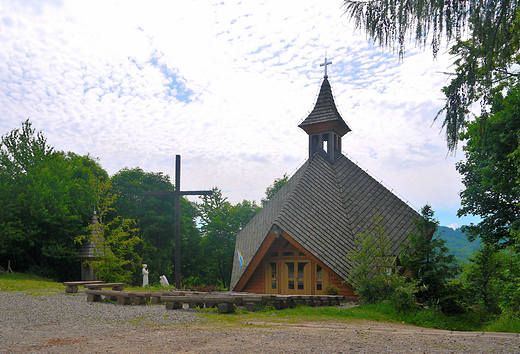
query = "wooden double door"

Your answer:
(265, 258), (329, 295)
